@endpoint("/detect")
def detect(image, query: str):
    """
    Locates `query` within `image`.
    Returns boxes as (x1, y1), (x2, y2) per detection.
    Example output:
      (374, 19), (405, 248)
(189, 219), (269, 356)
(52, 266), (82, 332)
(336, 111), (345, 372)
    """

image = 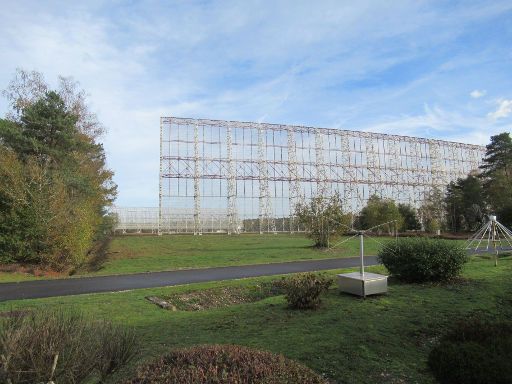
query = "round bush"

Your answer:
(428, 316), (512, 384)
(282, 273), (333, 309)
(124, 344), (328, 384)
(378, 238), (467, 282)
